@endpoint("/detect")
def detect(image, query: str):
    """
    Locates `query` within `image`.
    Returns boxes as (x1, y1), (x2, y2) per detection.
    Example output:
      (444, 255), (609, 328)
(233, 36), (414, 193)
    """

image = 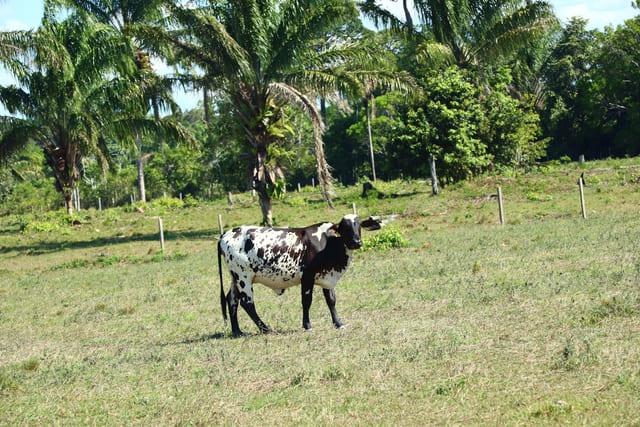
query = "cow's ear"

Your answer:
(361, 216), (383, 231)
(327, 223), (339, 237)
